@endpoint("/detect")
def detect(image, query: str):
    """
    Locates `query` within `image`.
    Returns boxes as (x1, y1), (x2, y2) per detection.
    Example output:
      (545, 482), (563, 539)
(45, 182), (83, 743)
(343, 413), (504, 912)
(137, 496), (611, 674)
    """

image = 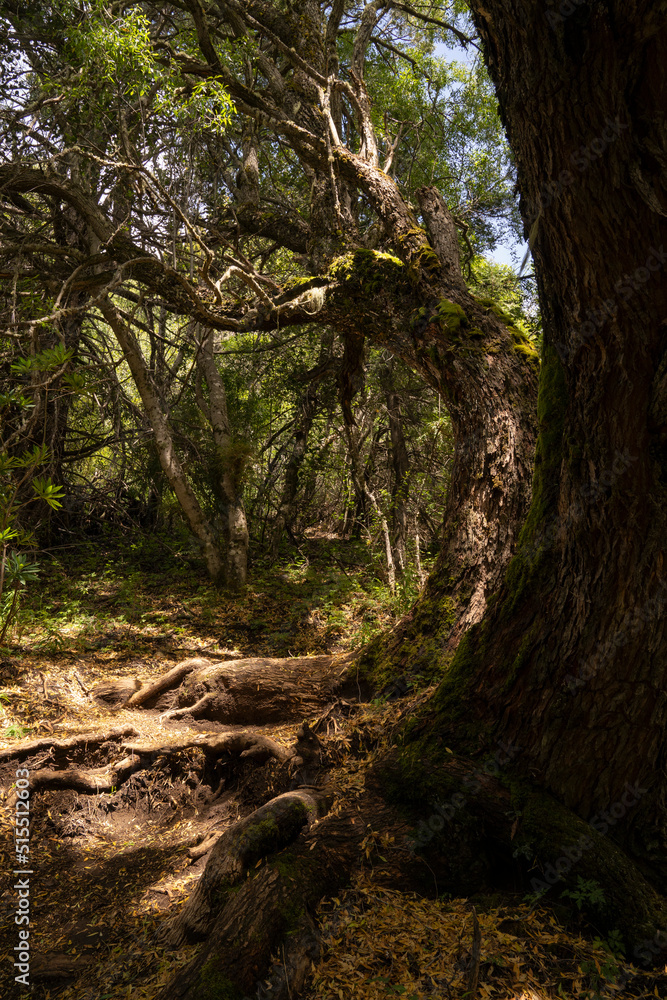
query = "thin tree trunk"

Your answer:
(196, 327), (249, 591)
(344, 421), (396, 592)
(414, 530), (425, 588)
(269, 390), (318, 559)
(382, 362), (410, 577)
(270, 333), (334, 559)
(100, 300), (225, 582)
